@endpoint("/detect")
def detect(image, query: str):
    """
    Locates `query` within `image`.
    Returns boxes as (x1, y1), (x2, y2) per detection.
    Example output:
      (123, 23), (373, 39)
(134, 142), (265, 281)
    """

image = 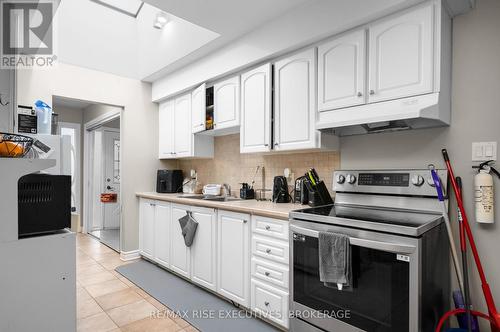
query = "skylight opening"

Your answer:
(90, 0), (144, 18)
